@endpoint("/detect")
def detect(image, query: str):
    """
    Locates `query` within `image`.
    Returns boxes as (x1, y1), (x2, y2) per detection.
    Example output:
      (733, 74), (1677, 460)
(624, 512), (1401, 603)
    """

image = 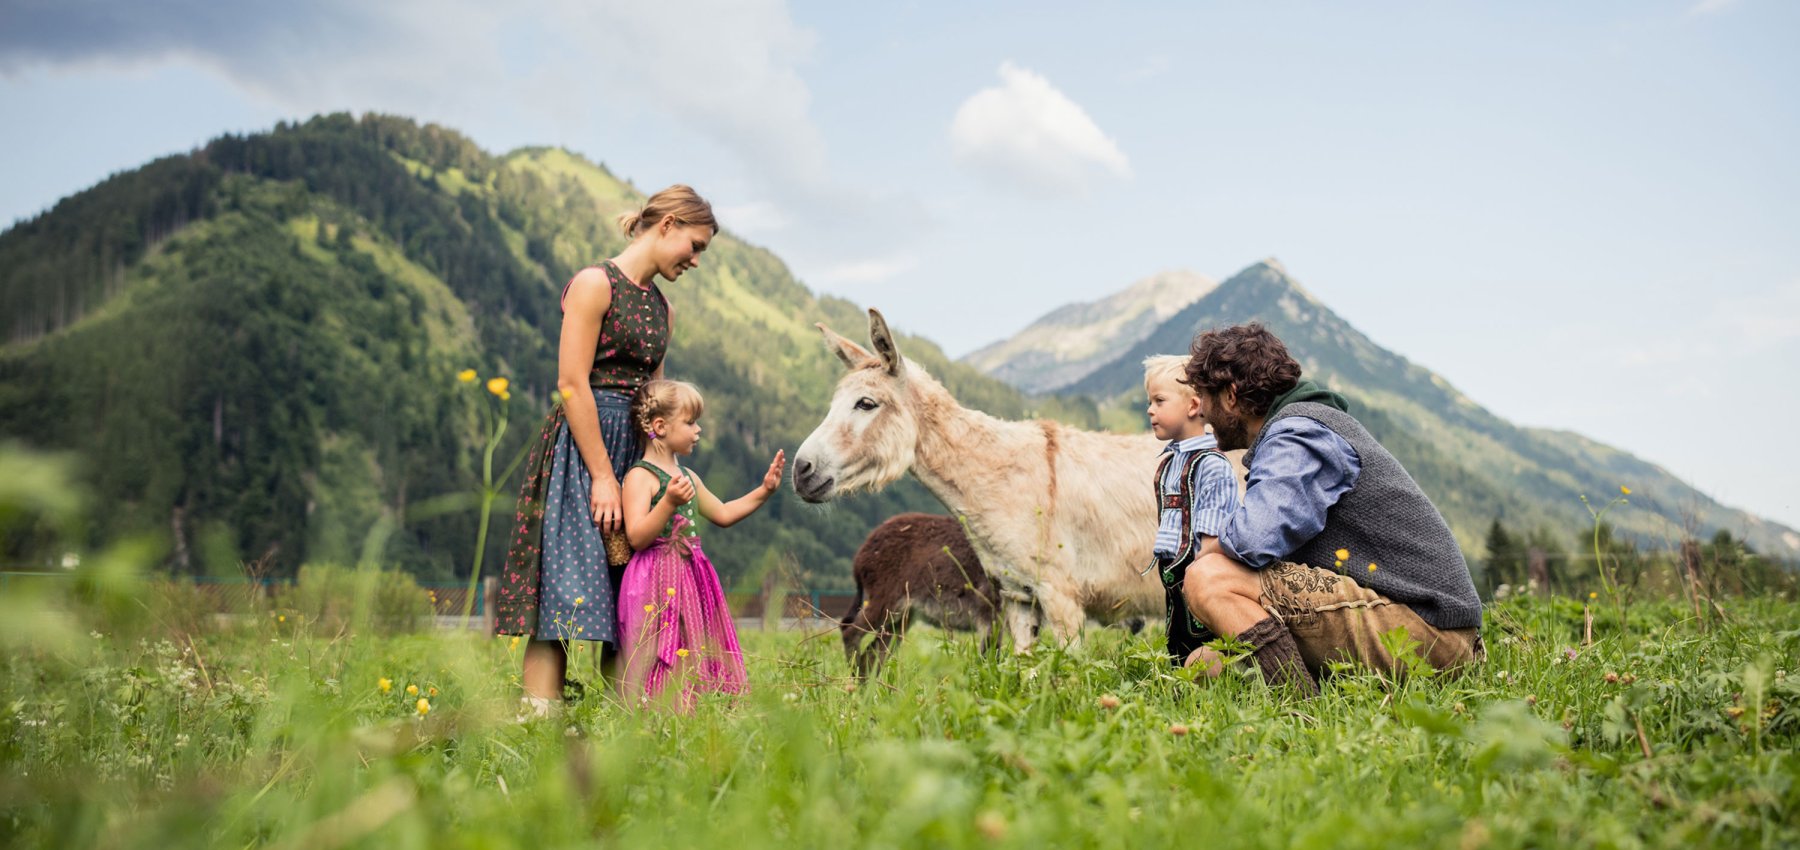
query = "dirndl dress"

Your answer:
(616, 461), (748, 707)
(495, 260), (670, 643)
